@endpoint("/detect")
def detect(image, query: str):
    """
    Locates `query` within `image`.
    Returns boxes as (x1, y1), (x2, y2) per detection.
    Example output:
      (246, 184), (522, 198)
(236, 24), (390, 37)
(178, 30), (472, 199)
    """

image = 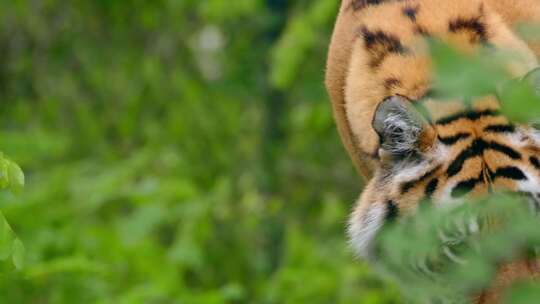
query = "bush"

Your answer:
(0, 1), (399, 303)
(1, 1), (538, 303)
